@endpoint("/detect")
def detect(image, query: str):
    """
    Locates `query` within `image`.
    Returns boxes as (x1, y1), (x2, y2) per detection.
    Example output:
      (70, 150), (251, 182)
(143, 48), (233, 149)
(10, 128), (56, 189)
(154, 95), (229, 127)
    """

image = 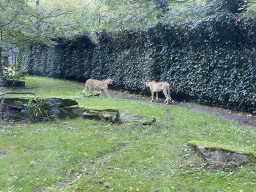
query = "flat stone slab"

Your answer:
(79, 106), (119, 123)
(81, 91), (100, 97)
(121, 113), (156, 125)
(67, 106), (120, 123)
(46, 98), (78, 107)
(188, 140), (256, 169)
